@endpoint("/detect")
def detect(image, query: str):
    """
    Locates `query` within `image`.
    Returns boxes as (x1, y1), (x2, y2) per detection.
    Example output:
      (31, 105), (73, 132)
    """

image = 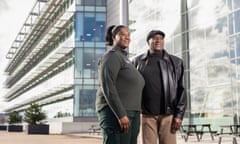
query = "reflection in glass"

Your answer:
(128, 0), (181, 57)
(207, 17), (228, 59)
(129, 0), (240, 120)
(189, 29), (204, 49)
(237, 35), (240, 57)
(75, 12), (106, 42)
(207, 60), (230, 85)
(76, 0), (82, 5)
(83, 13), (95, 41)
(83, 0), (95, 6)
(229, 13), (234, 35)
(95, 13), (106, 41)
(234, 10), (240, 33)
(75, 12), (83, 41)
(165, 41), (173, 54)
(79, 89), (97, 116)
(95, 48), (105, 70)
(228, 0), (232, 10)
(96, 0), (106, 6)
(173, 35), (182, 54)
(187, 0), (200, 8)
(215, 17), (227, 33)
(83, 48), (94, 69)
(190, 67), (206, 90)
(75, 47), (83, 78)
(188, 8), (198, 28)
(229, 37), (235, 59)
(234, 0), (240, 9)
(215, 0), (227, 16)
